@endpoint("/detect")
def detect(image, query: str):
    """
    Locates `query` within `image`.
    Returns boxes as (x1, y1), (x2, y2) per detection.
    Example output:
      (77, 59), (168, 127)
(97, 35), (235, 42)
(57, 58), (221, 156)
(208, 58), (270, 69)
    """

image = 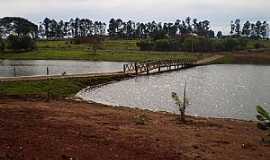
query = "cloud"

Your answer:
(0, 0), (269, 33)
